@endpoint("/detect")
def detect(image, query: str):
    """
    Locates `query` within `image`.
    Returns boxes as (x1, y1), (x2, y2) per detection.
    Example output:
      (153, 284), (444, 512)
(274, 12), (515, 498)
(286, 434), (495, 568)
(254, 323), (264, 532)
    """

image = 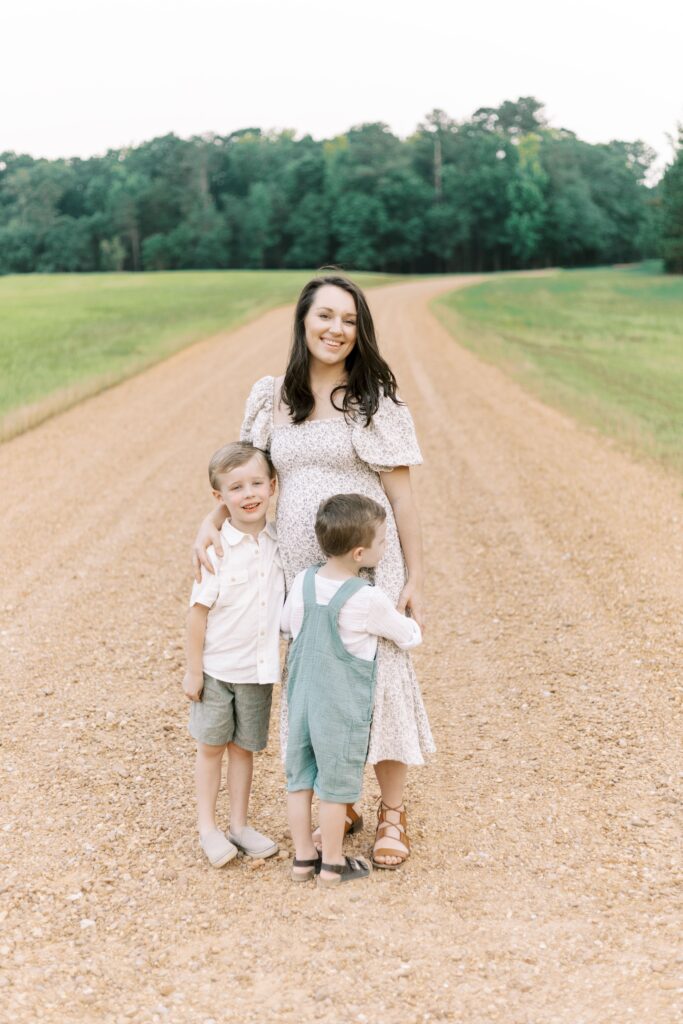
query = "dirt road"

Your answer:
(1, 277), (682, 1023)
